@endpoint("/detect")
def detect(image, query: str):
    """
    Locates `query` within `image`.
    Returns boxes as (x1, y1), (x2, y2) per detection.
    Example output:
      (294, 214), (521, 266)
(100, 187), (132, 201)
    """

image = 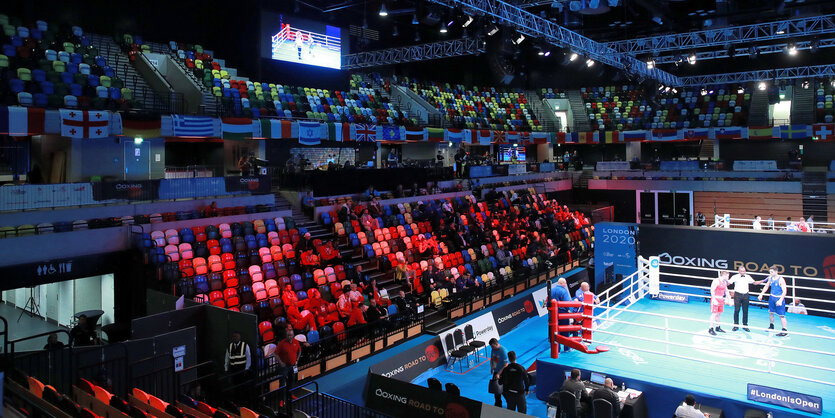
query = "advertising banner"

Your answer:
(649, 292), (689, 303)
(366, 373), (483, 418)
(367, 337), (446, 382)
(92, 180), (160, 201)
(224, 175), (272, 194)
(158, 177), (227, 199)
(637, 224), (835, 316)
(0, 252), (120, 291)
(747, 384), (822, 415)
(492, 294), (538, 336)
(593, 222), (638, 292)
